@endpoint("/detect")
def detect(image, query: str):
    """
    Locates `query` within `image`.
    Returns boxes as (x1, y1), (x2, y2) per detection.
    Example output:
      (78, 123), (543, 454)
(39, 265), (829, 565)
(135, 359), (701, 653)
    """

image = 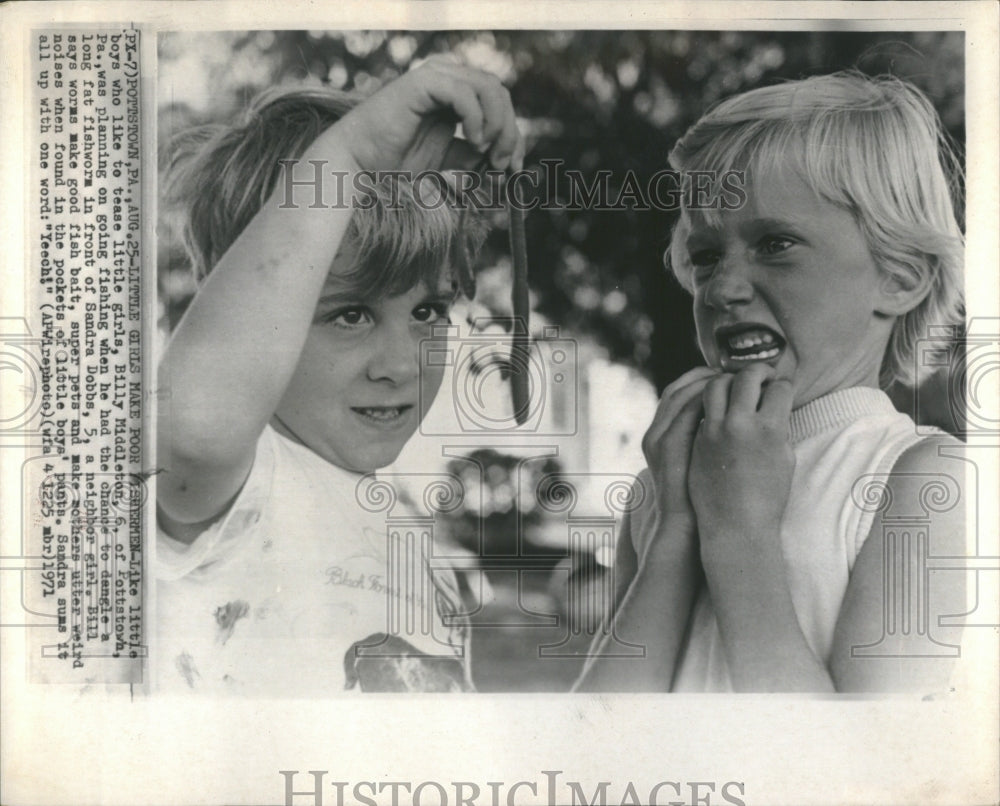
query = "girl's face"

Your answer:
(272, 271), (454, 473)
(685, 165), (894, 407)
